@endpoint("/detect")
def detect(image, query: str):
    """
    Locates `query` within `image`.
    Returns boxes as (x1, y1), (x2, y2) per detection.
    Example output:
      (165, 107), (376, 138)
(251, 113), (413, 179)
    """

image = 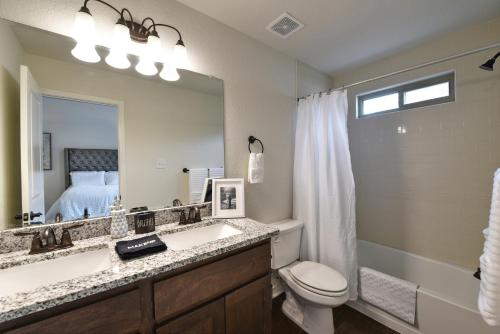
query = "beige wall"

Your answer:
(0, 0), (332, 224)
(0, 20), (22, 229)
(26, 54), (224, 210)
(297, 61), (333, 99)
(334, 16), (500, 269)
